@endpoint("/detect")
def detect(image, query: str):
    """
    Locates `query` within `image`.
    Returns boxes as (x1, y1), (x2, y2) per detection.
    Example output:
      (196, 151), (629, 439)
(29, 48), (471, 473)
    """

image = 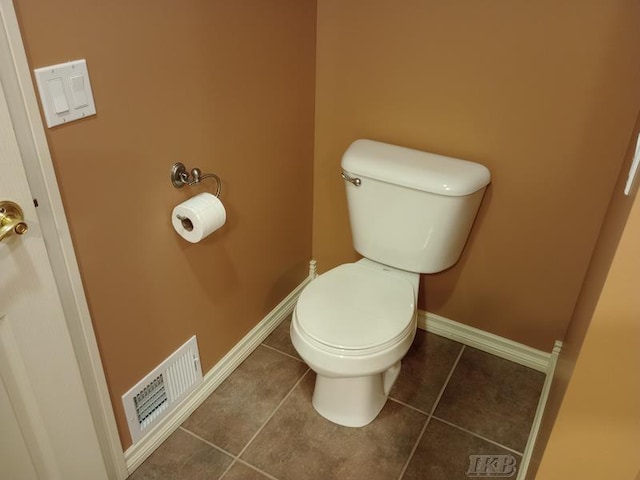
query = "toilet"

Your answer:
(291, 139), (490, 427)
